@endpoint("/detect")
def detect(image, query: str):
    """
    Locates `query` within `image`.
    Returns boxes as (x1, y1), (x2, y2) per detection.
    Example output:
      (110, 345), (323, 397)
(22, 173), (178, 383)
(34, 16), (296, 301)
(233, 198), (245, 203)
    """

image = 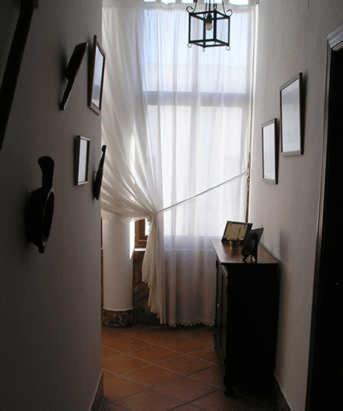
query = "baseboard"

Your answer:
(273, 378), (291, 411)
(90, 372), (104, 411)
